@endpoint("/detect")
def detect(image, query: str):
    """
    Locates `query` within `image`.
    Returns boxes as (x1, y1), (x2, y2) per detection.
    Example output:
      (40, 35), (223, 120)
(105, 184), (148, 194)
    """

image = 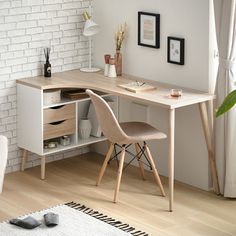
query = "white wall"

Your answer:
(93, 0), (215, 190)
(0, 0), (90, 173)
